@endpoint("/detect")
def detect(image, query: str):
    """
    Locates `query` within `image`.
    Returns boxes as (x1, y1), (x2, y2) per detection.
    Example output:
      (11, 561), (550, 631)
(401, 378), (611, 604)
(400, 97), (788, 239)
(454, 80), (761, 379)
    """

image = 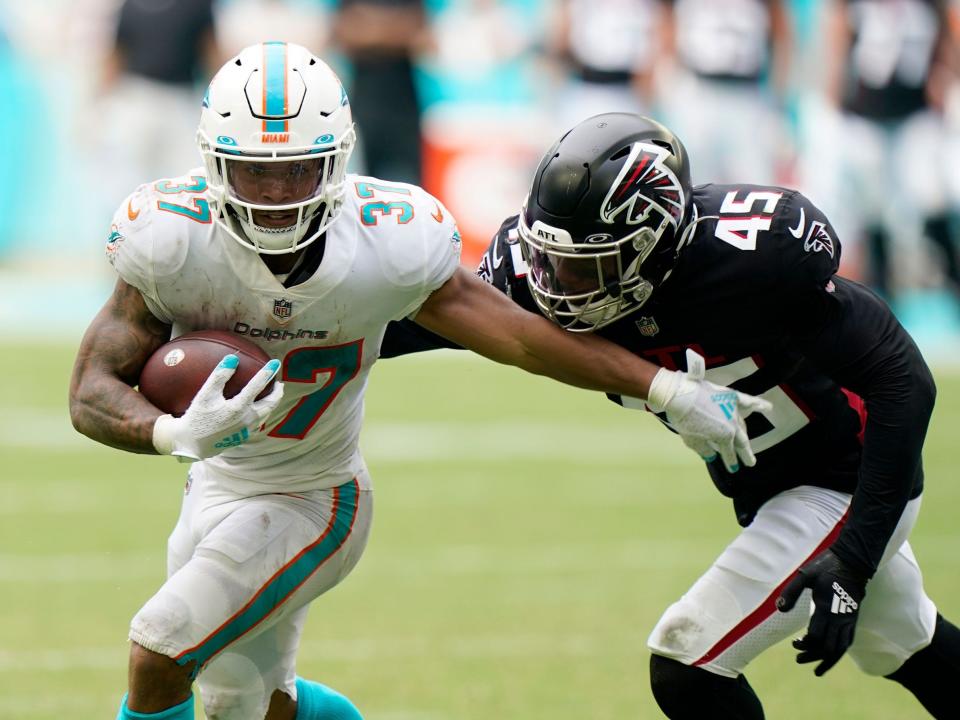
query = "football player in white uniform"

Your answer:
(69, 43), (769, 720)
